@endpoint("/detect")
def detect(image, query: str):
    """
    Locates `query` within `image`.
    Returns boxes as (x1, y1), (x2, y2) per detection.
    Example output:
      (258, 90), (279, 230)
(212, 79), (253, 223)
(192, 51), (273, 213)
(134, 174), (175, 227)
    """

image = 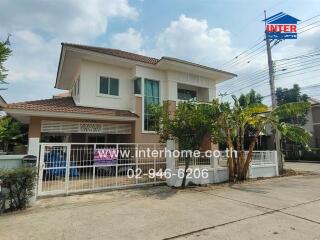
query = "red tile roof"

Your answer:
(63, 43), (159, 65)
(62, 43), (237, 77)
(5, 97), (137, 118)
